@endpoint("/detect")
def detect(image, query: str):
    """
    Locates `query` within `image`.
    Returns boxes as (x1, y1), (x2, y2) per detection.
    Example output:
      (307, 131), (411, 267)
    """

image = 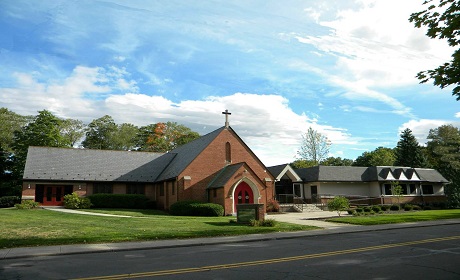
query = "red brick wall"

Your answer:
(177, 128), (275, 215)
